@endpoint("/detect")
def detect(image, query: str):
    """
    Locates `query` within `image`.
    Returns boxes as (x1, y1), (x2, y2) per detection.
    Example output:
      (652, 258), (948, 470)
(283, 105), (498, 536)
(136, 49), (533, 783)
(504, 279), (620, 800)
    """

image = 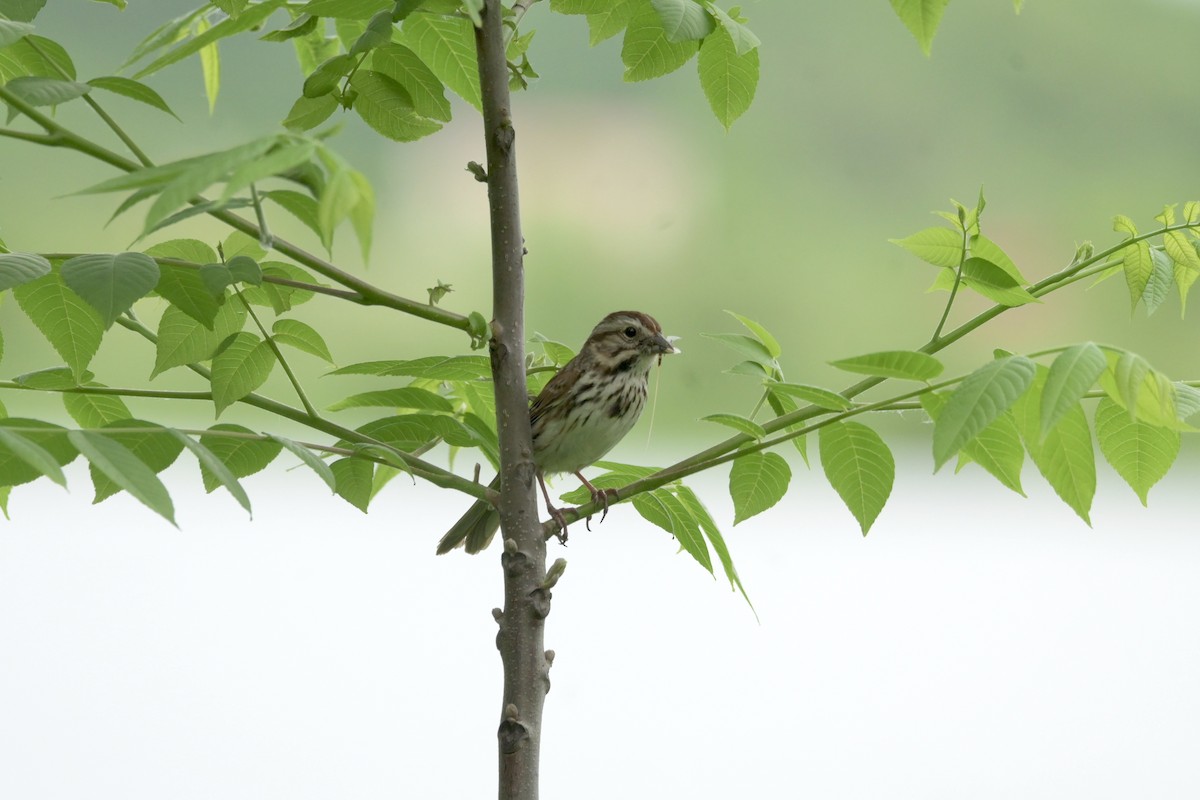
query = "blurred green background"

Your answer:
(2, 0), (1199, 452)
